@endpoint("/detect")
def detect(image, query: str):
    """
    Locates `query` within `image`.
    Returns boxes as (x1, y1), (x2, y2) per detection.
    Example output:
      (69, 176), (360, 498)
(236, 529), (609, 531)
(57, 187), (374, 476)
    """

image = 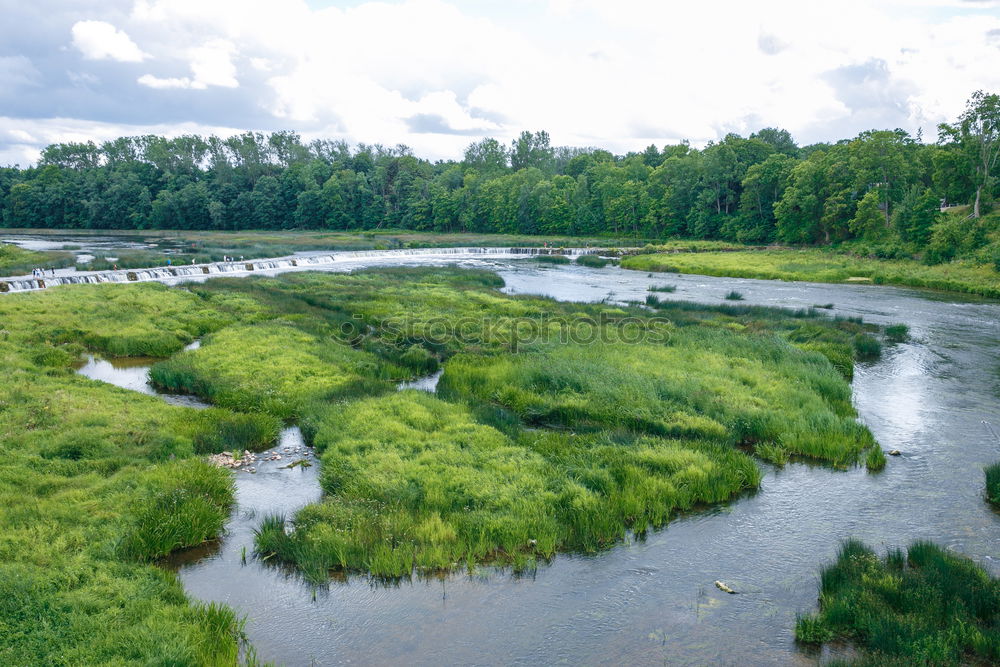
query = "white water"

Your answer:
(0, 246), (603, 293)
